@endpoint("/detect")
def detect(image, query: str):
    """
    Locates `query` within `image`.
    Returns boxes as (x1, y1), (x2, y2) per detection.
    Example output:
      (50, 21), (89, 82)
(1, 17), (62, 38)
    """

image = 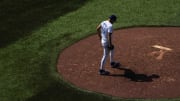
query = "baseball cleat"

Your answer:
(111, 62), (120, 68)
(99, 69), (110, 75)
